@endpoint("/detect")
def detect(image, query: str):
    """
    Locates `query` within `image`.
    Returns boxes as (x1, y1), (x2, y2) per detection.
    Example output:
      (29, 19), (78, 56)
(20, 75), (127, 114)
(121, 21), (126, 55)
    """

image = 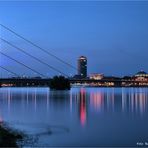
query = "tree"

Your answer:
(50, 76), (70, 90)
